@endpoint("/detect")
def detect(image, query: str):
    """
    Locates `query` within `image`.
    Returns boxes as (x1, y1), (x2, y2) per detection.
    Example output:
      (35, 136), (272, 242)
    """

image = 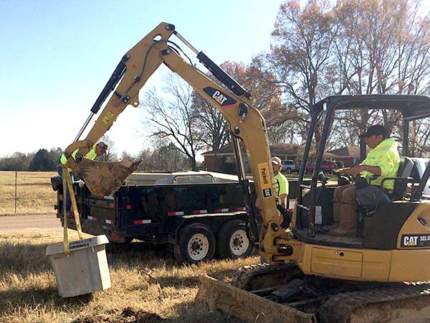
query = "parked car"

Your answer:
(305, 160), (338, 173)
(281, 160), (297, 173)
